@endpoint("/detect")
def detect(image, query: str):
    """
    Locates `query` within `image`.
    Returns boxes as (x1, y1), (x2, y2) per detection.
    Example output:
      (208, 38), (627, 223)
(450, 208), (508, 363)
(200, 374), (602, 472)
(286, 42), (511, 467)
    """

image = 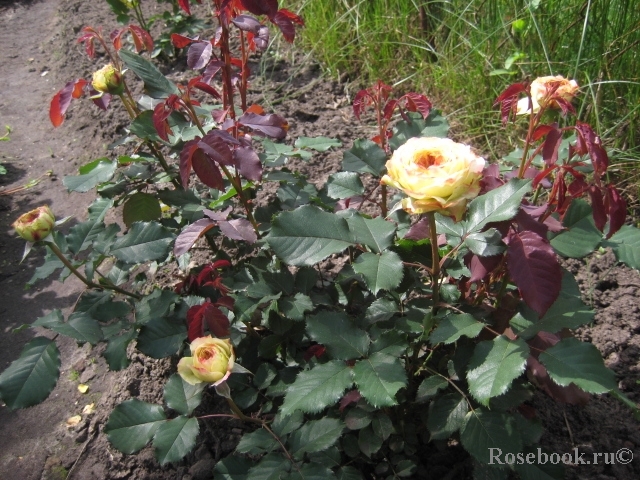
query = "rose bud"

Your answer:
(178, 336), (235, 386)
(13, 206), (56, 242)
(92, 64), (125, 96)
(381, 137), (485, 221)
(516, 75), (579, 115)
